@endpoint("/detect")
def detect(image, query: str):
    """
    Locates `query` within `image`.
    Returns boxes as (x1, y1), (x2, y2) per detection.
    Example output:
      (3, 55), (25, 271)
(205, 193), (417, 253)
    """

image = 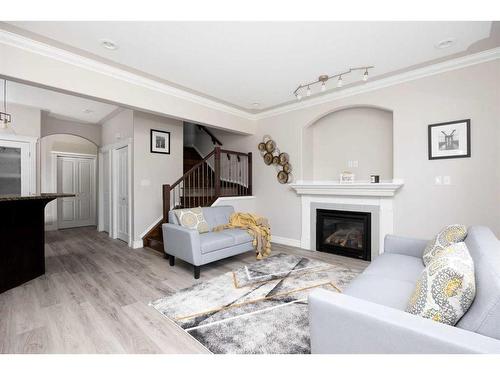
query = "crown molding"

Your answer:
(2, 29), (499, 122)
(254, 47), (500, 120)
(0, 29), (255, 121)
